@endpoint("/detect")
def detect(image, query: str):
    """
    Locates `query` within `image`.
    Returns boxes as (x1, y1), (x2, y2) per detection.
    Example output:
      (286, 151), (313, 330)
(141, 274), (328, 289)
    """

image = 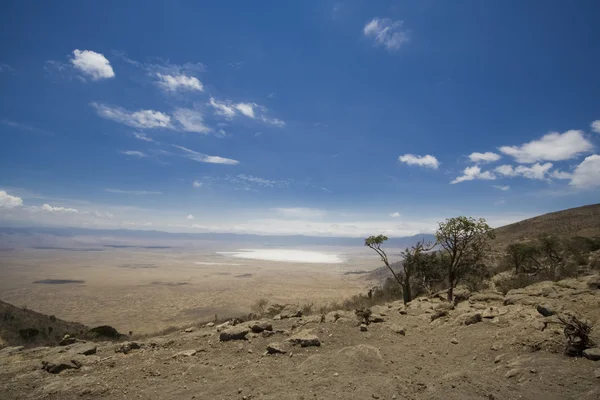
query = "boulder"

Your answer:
(431, 310), (448, 321)
(249, 321), (273, 333)
(280, 305), (302, 319)
(184, 327), (194, 333)
(215, 321), (231, 331)
(287, 330), (321, 347)
(115, 341), (141, 354)
(463, 313), (482, 326)
(42, 357), (82, 374)
(86, 325), (122, 340)
(359, 324), (368, 332)
(70, 343), (97, 356)
(219, 326), (250, 341)
(205, 322), (215, 327)
(583, 348), (600, 361)
(59, 337), (77, 346)
(266, 342), (288, 354)
(536, 304), (557, 317)
(370, 314), (385, 323)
